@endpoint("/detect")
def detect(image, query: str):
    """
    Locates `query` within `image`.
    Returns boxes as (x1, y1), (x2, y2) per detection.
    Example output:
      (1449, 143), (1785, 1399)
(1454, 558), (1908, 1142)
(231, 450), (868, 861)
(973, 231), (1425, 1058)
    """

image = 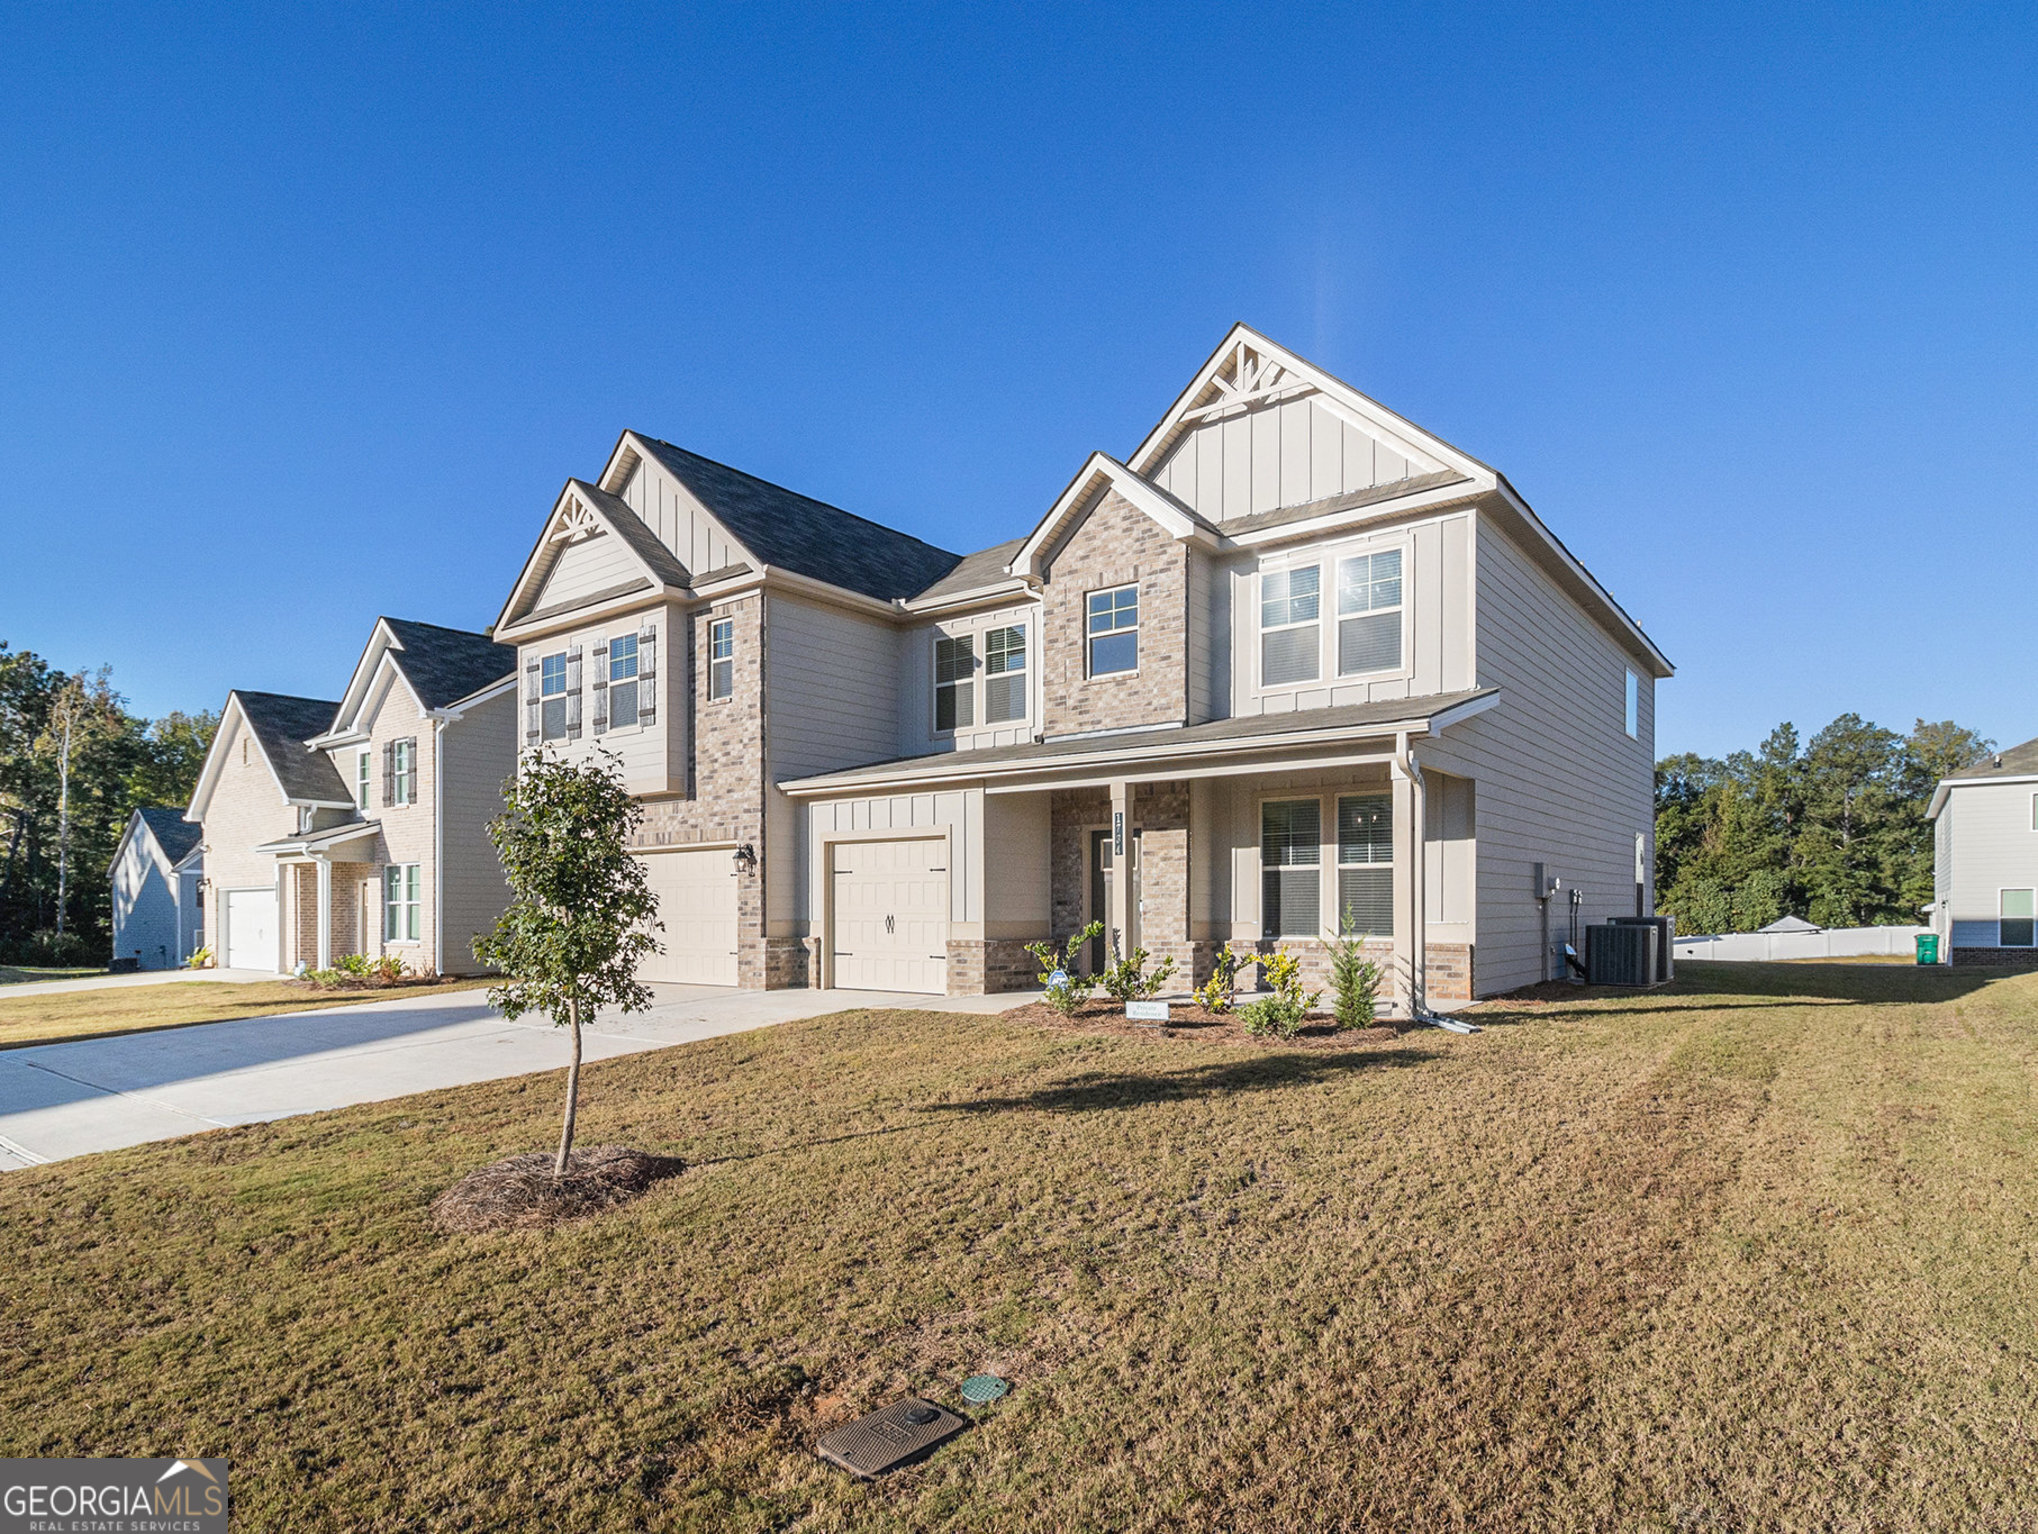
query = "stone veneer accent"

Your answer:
(1951, 946), (2038, 969)
(631, 594), (803, 989)
(1040, 489), (1188, 736)
(948, 938), (1040, 996)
